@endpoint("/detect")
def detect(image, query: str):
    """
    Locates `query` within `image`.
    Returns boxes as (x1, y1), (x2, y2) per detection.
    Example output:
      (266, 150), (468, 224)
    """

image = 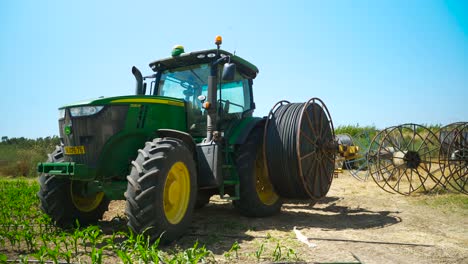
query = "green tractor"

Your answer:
(38, 36), (336, 242)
